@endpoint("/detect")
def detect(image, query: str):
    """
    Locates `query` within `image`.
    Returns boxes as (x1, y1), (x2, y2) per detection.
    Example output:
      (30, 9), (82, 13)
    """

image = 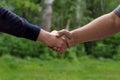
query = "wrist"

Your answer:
(37, 29), (51, 45)
(70, 31), (77, 46)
